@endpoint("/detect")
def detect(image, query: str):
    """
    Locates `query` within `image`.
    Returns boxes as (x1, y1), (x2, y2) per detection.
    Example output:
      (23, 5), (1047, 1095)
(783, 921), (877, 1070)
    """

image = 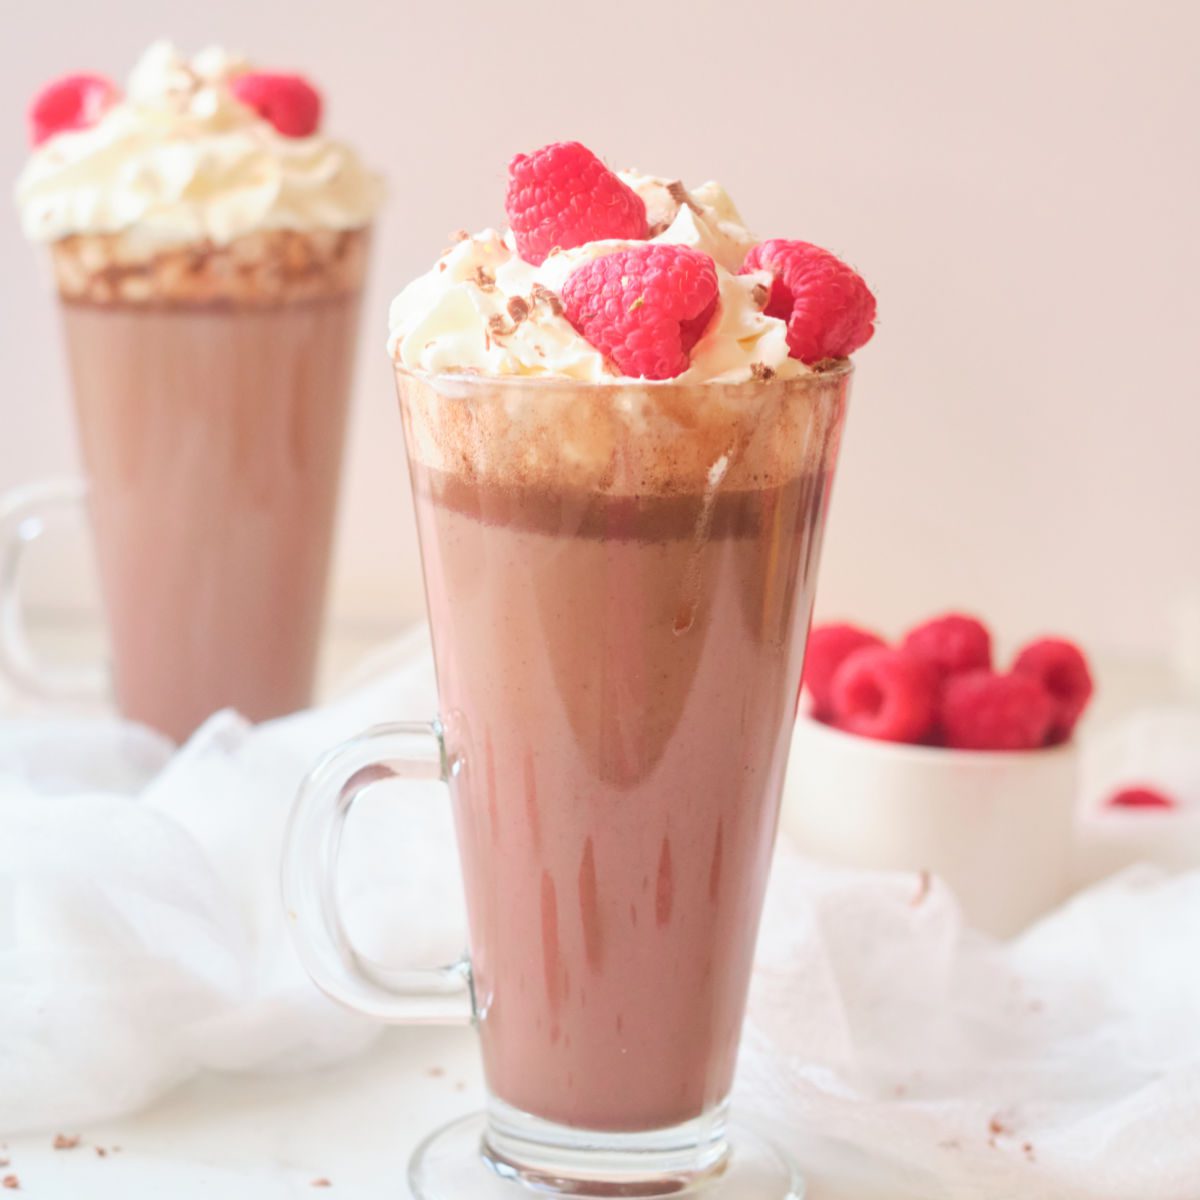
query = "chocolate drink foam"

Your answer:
(397, 363), (851, 501)
(51, 227), (370, 309)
